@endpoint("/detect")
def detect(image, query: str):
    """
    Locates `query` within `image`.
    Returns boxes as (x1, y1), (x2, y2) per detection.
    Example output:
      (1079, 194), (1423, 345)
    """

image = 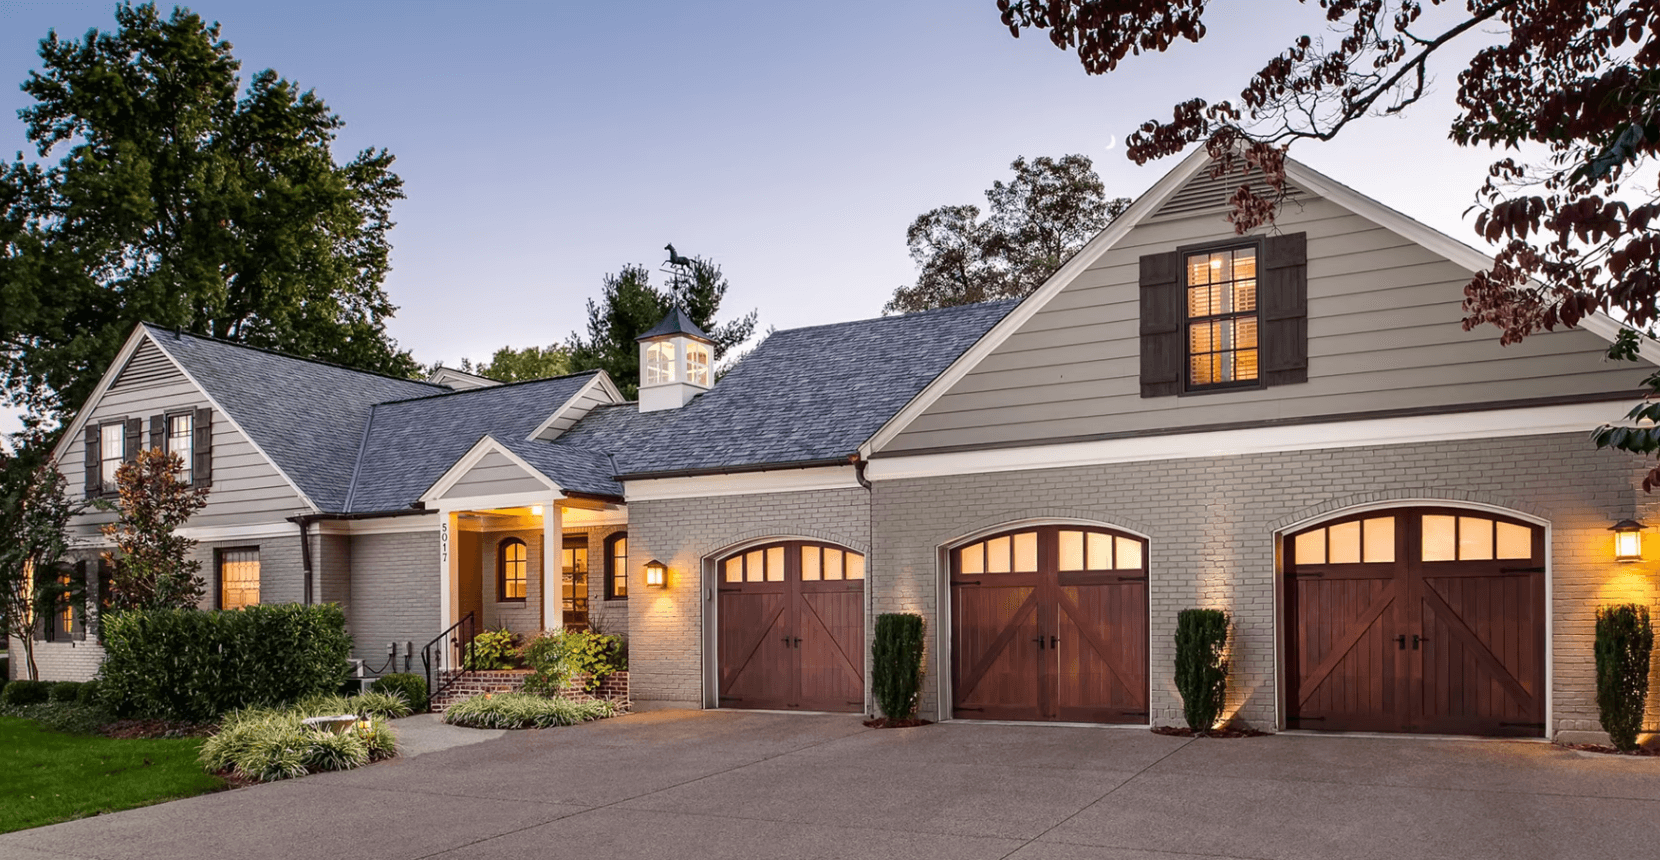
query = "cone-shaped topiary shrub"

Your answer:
(1595, 603), (1653, 752)
(871, 613), (925, 722)
(1175, 608), (1231, 733)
